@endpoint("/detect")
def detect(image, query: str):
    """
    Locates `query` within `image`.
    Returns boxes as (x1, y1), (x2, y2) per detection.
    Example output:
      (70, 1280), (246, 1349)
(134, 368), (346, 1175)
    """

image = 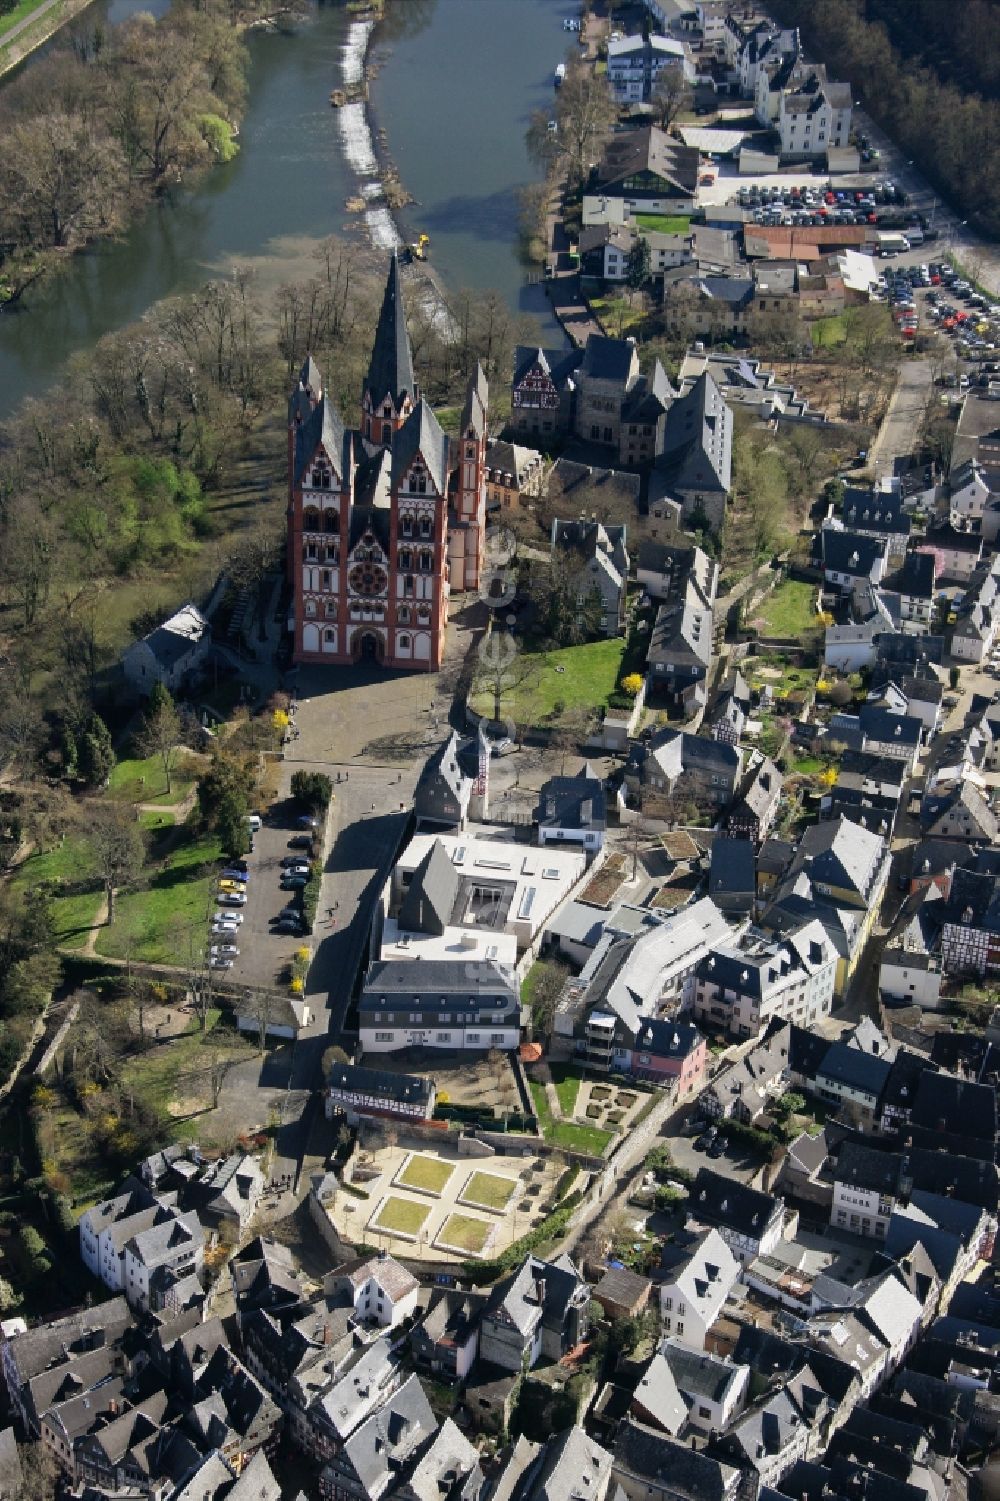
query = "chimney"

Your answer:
(535, 1277), (547, 1307)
